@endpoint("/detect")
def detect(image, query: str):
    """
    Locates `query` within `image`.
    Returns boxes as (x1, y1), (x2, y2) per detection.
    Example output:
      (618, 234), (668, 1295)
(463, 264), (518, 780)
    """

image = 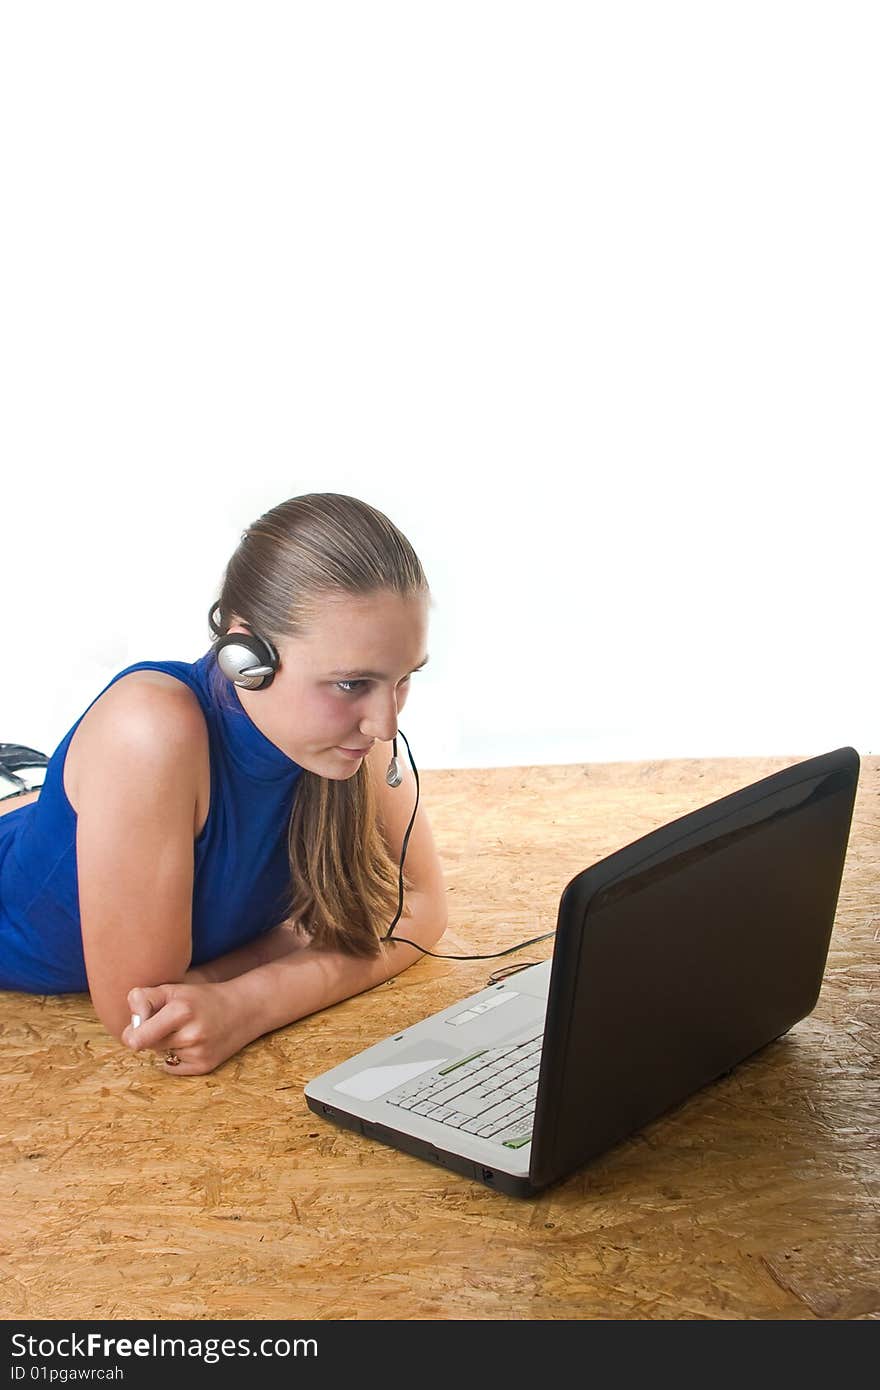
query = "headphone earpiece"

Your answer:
(214, 633), (278, 690)
(209, 603), (279, 690)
